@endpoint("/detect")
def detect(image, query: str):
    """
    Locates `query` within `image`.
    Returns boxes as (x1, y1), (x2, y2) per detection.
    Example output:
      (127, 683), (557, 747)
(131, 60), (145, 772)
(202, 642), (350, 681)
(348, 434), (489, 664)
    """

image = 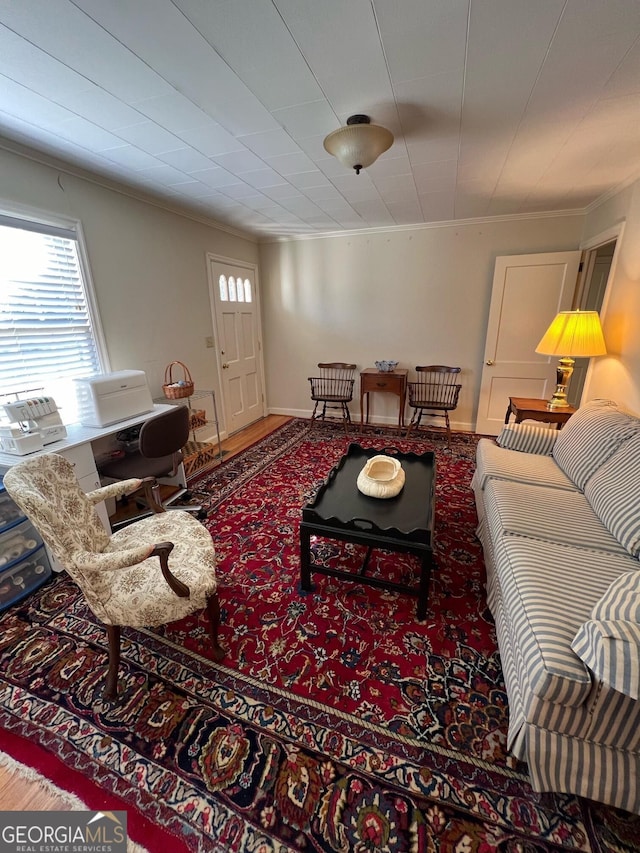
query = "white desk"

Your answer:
(0, 404), (174, 539)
